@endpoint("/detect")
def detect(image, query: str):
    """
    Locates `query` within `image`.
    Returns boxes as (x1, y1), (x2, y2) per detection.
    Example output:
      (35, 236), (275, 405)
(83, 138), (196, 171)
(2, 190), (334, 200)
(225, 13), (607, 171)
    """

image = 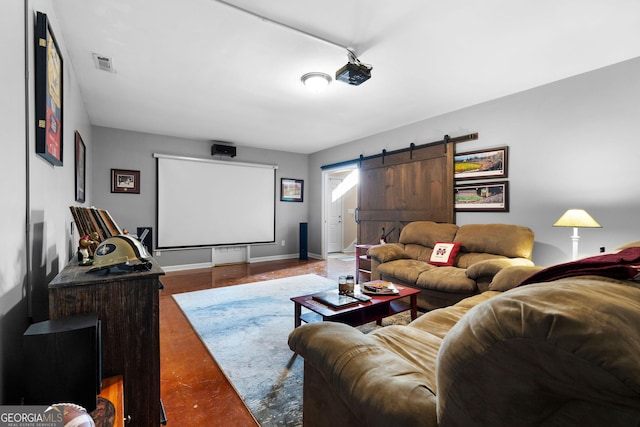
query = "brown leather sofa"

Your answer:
(367, 221), (535, 310)
(288, 257), (640, 426)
